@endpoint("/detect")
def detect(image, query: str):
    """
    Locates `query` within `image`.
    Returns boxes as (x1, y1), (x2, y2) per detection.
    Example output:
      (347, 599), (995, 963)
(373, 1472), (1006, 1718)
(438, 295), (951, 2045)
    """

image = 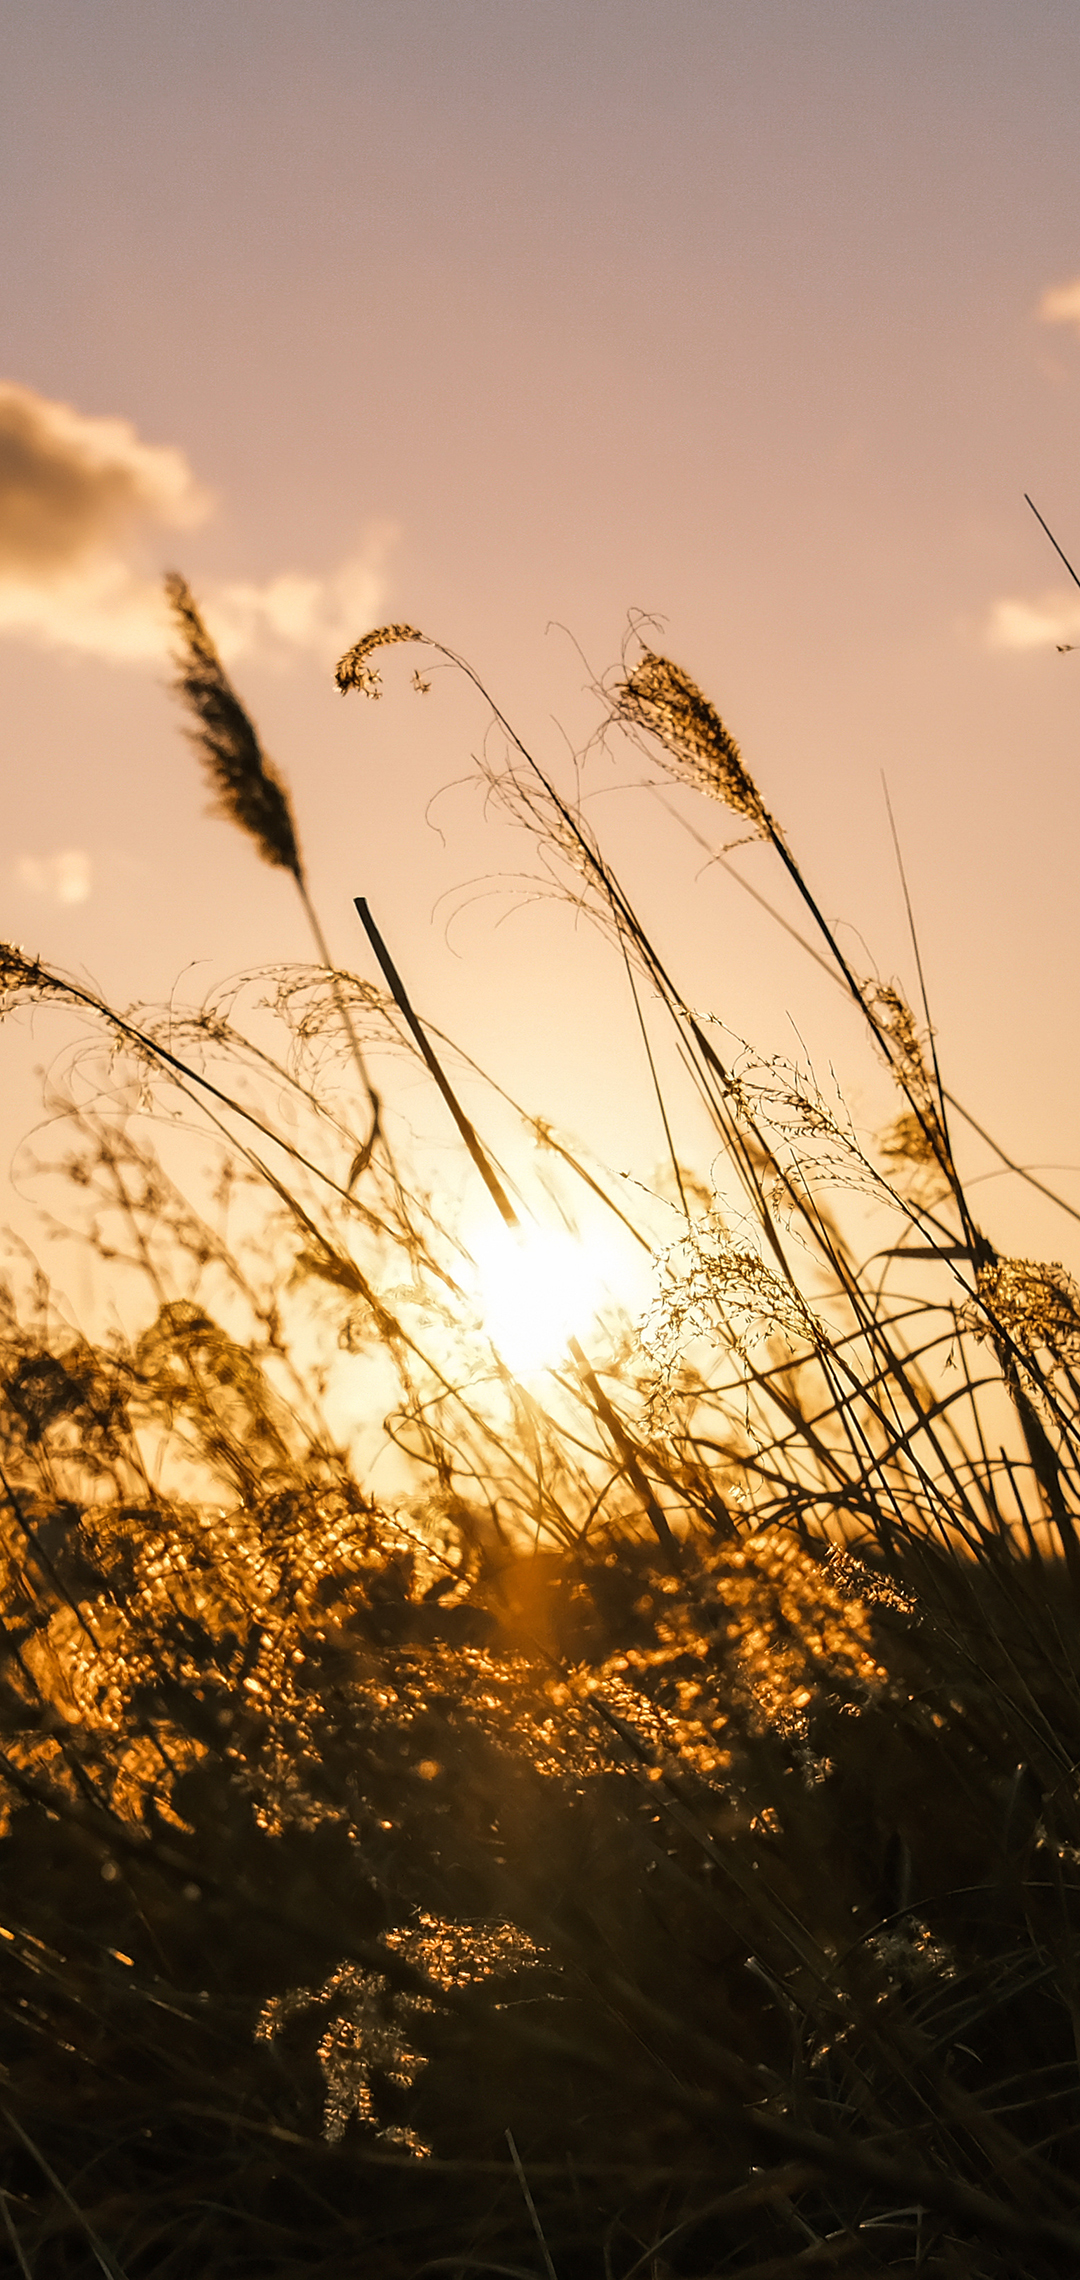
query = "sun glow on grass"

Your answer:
(467, 1218), (614, 1375)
